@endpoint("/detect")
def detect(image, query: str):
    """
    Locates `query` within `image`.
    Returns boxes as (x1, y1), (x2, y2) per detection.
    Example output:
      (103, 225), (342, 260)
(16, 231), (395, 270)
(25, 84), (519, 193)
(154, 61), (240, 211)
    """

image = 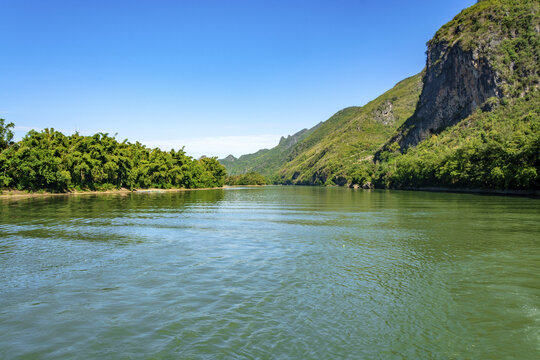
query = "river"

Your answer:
(1, 187), (539, 359)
